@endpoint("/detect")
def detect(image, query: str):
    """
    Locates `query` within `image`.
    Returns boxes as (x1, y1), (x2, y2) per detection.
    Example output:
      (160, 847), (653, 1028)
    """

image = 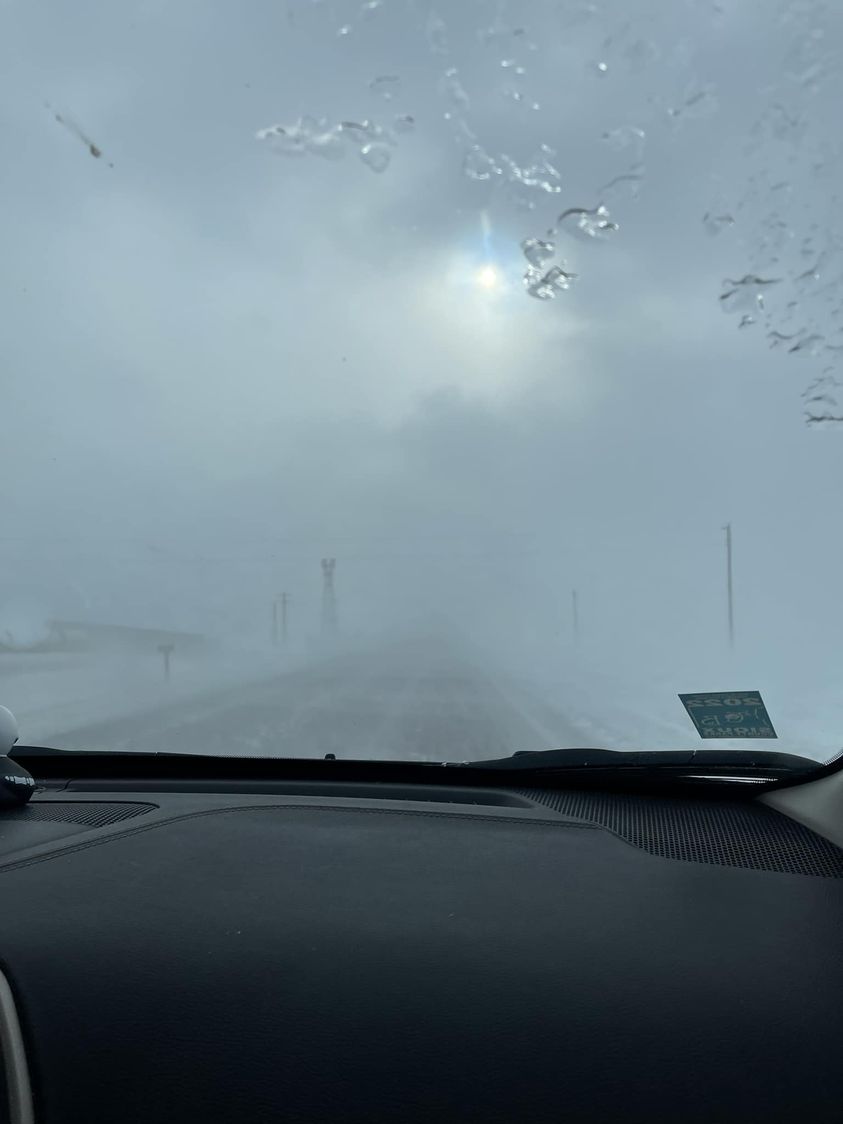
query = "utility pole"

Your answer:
(158, 643), (174, 682)
(280, 592), (288, 645)
(321, 559), (337, 637)
(724, 523), (735, 650)
(272, 593), (289, 647)
(572, 589), (580, 643)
